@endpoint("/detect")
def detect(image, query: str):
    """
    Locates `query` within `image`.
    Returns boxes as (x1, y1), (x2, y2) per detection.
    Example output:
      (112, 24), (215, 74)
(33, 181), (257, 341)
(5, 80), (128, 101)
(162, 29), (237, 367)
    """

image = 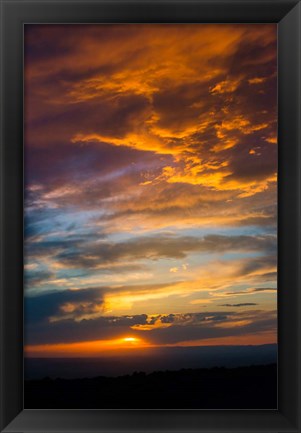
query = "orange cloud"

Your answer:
(25, 336), (151, 357)
(24, 24), (278, 351)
